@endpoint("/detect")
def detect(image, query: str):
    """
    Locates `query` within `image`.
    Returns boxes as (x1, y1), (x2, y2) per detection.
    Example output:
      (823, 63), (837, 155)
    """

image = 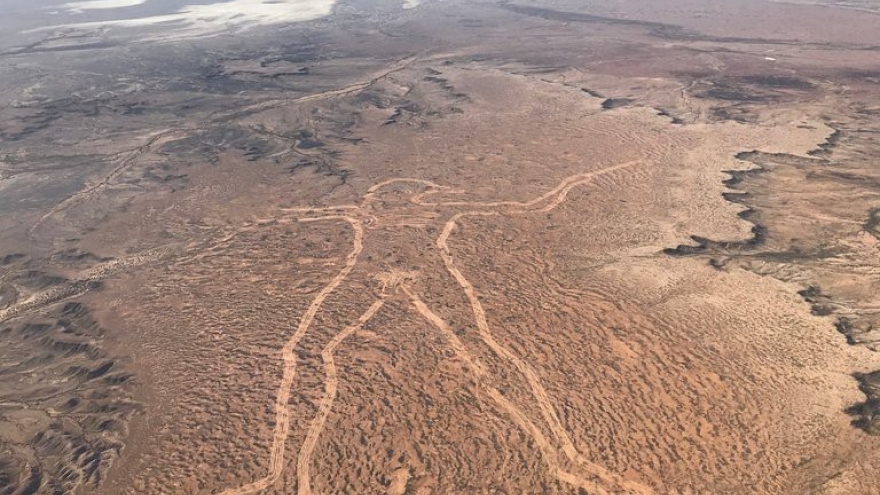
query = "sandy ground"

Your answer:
(1, 0), (880, 494)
